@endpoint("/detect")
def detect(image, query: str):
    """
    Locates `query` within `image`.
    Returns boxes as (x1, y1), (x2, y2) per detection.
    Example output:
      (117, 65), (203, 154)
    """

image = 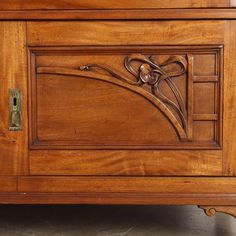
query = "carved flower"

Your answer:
(139, 63), (157, 85)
